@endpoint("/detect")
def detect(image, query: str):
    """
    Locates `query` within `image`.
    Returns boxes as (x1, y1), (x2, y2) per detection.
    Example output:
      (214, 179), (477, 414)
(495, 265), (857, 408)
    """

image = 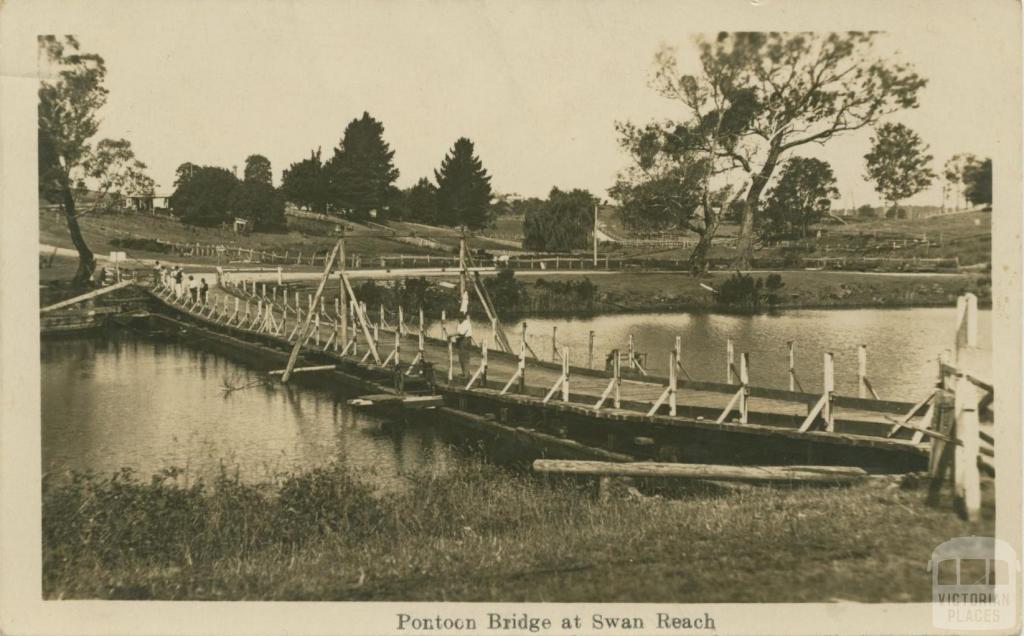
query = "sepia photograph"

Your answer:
(1, 1), (1021, 634)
